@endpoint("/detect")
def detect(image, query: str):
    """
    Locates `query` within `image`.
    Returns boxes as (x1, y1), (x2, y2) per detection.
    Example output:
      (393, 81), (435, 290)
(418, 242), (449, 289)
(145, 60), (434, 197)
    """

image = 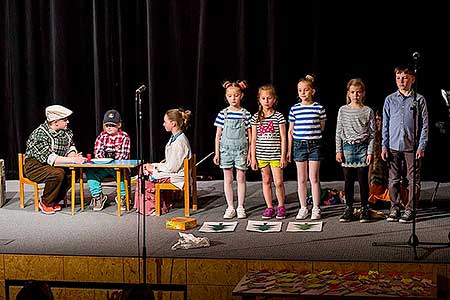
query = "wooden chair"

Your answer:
(18, 153), (43, 211)
(155, 154), (197, 216)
